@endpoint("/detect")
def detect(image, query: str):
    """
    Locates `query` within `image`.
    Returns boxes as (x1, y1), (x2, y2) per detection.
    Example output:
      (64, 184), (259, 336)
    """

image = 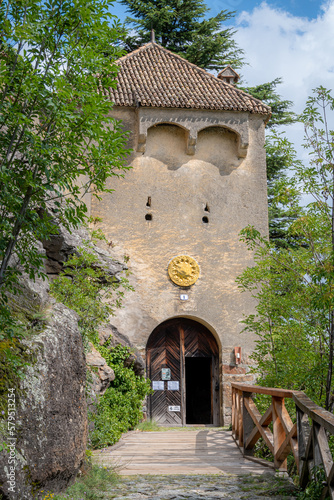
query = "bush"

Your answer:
(90, 344), (151, 448)
(50, 242), (151, 449)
